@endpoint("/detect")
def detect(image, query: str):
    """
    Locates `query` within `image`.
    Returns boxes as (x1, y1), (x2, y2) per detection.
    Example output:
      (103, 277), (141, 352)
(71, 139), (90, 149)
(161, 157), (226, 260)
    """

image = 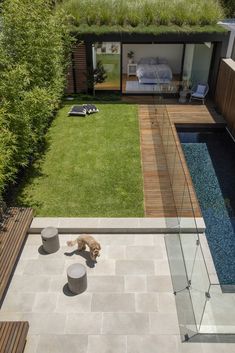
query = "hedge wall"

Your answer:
(0, 0), (72, 201)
